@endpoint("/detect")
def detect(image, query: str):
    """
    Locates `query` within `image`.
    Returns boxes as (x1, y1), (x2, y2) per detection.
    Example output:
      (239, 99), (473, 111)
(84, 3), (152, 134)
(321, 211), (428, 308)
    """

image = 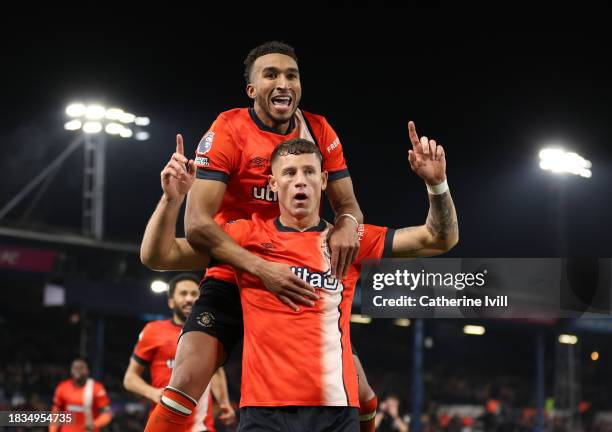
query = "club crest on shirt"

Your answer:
(197, 131), (215, 154)
(197, 311), (215, 328)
